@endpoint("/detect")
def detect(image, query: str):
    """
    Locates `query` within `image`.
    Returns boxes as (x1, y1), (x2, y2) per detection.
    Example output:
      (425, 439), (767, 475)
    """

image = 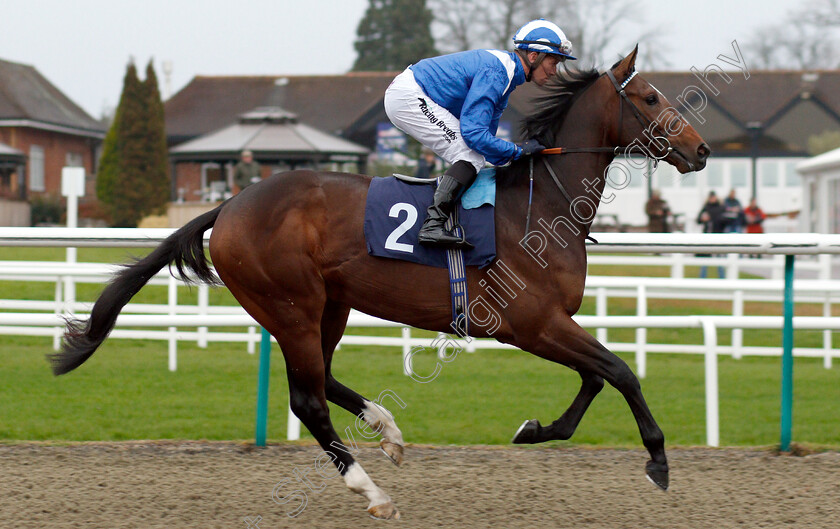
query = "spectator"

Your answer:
(414, 149), (438, 179)
(645, 189), (671, 233)
(744, 197), (766, 234)
(697, 191), (726, 278)
(722, 189), (745, 233)
(744, 197), (767, 258)
(233, 150), (262, 192)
